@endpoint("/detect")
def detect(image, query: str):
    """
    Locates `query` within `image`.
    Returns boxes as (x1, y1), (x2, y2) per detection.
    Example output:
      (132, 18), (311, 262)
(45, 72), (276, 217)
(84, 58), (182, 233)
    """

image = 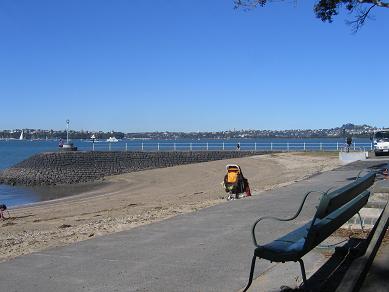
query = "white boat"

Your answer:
(106, 137), (119, 143)
(19, 130), (24, 140)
